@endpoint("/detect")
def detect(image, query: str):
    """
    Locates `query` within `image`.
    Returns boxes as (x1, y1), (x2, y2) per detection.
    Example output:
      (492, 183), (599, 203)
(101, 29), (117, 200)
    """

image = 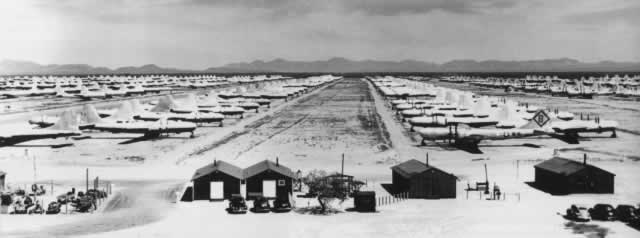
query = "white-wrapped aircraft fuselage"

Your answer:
(0, 110), (81, 146)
